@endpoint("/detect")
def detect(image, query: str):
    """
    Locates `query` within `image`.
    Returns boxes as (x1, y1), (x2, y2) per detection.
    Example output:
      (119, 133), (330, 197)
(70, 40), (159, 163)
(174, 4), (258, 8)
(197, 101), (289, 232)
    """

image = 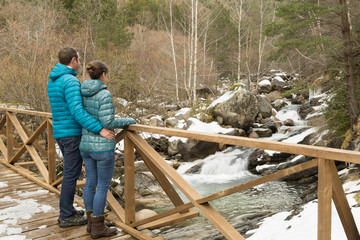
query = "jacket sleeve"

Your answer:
(98, 91), (136, 129)
(64, 77), (103, 133)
